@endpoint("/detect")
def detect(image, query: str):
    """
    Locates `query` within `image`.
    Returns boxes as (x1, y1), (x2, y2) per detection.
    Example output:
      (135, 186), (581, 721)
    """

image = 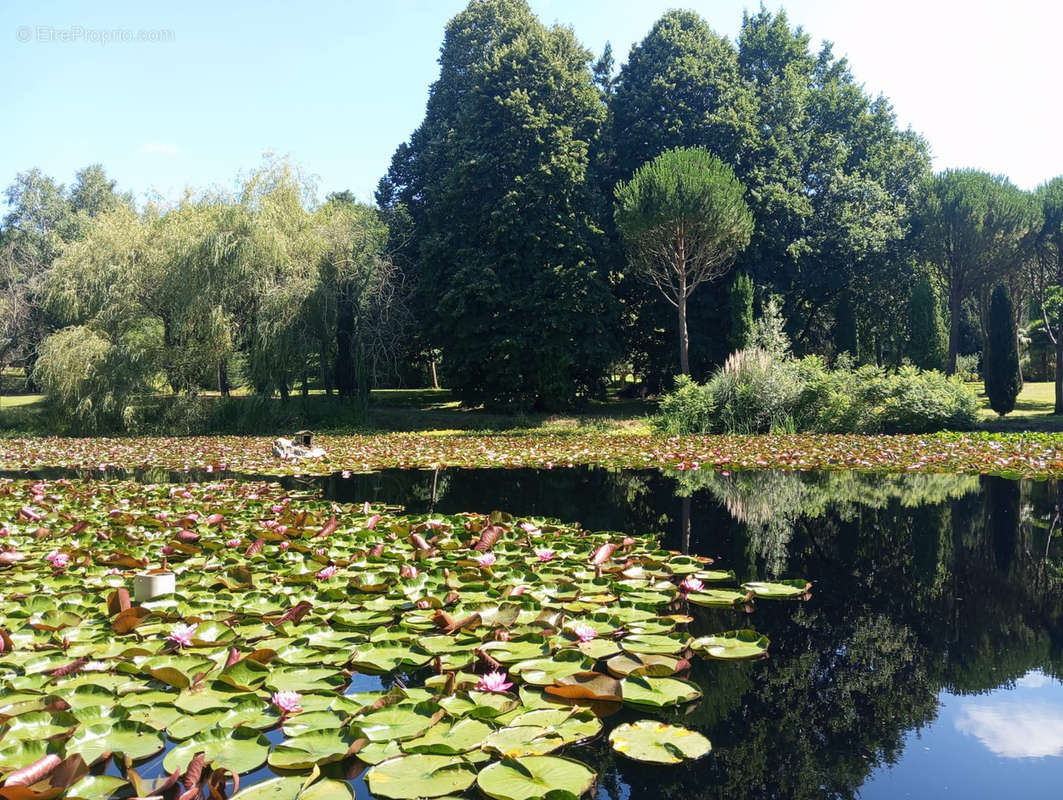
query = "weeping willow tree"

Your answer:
(36, 156), (406, 429)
